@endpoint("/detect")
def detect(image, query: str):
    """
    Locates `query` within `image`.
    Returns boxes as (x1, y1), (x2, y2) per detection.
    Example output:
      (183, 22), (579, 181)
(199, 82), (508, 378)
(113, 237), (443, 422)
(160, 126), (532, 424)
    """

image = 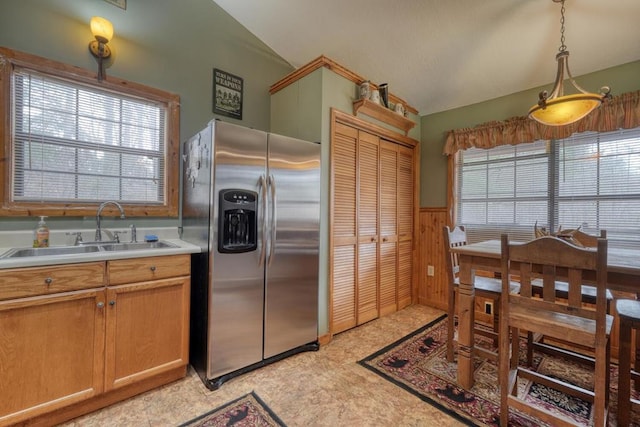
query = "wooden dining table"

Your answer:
(450, 238), (640, 390)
